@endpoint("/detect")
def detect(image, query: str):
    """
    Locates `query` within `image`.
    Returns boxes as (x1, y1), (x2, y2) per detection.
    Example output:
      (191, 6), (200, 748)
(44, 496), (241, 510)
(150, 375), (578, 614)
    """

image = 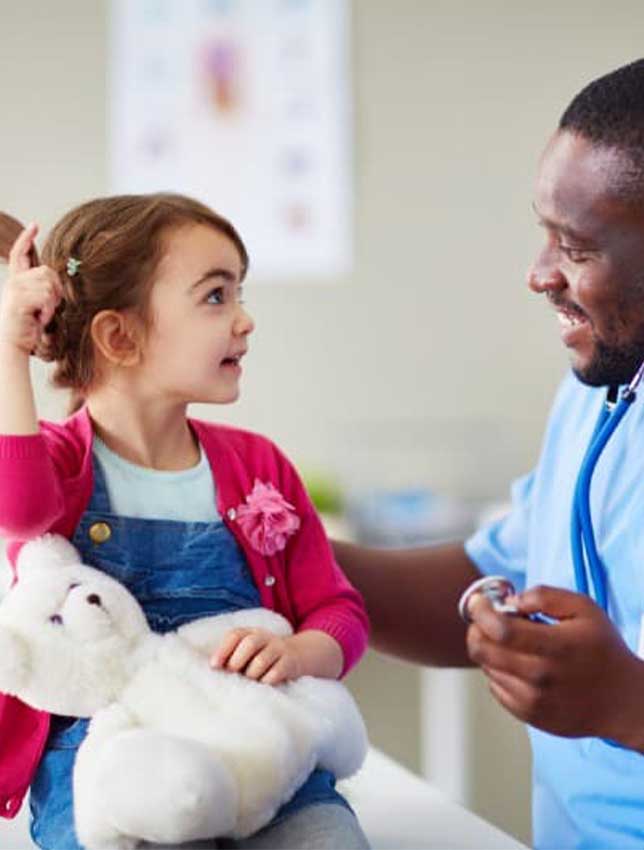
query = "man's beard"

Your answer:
(573, 334), (644, 386)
